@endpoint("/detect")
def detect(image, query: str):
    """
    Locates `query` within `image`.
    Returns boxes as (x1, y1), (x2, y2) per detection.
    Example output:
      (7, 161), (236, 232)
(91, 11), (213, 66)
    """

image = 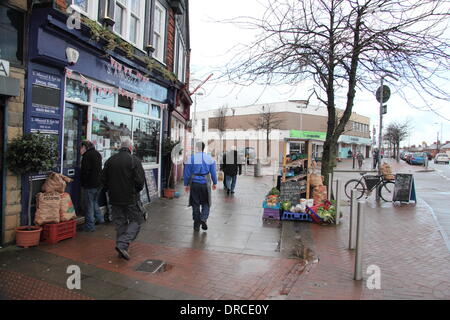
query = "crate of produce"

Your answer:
(281, 211), (312, 222)
(306, 200), (333, 224)
(262, 207), (281, 220)
(262, 200), (281, 210)
(41, 219), (77, 244)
